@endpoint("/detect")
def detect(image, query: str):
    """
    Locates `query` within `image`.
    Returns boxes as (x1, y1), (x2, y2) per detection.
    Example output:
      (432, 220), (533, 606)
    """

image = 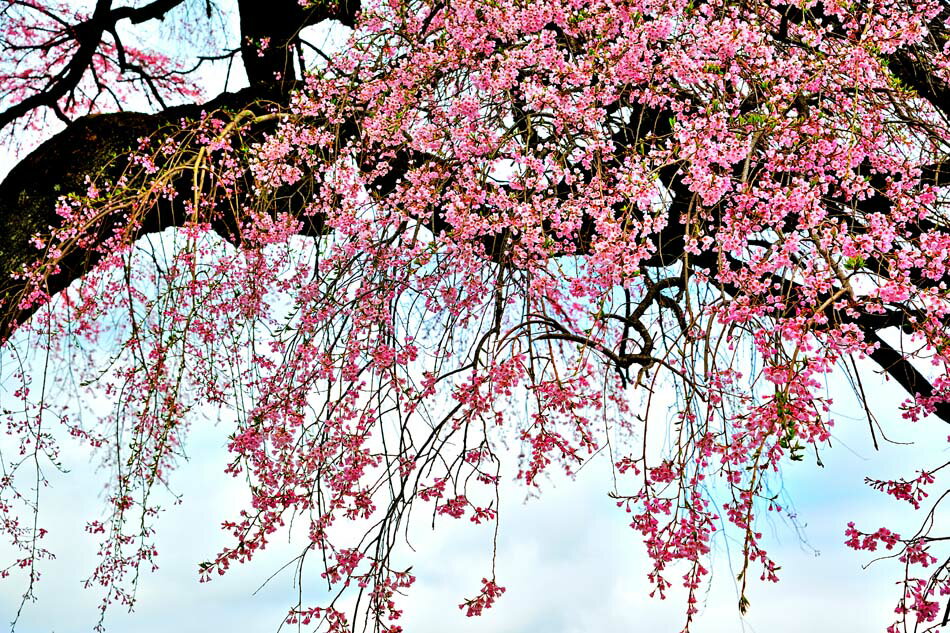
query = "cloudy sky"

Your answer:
(2, 9), (949, 633)
(1, 326), (947, 633)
